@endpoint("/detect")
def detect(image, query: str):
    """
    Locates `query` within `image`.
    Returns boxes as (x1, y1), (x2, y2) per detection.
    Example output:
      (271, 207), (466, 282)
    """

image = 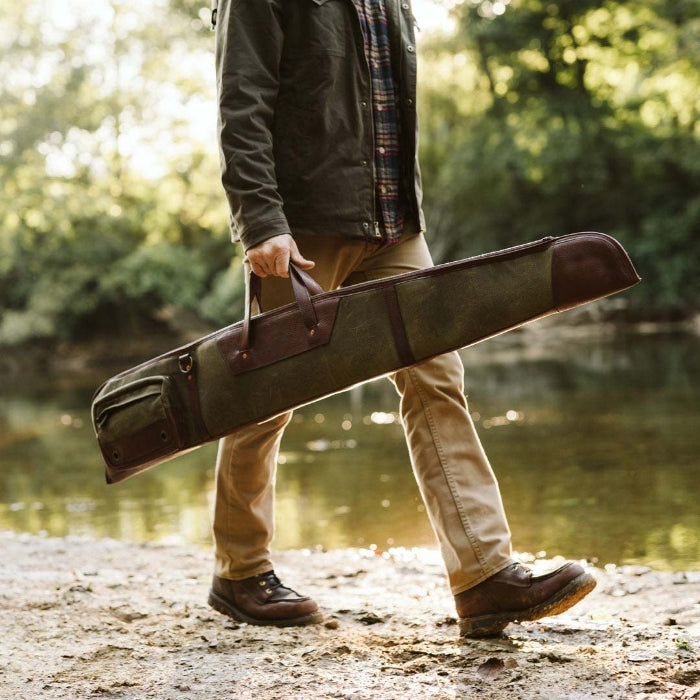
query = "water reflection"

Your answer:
(0, 332), (698, 570)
